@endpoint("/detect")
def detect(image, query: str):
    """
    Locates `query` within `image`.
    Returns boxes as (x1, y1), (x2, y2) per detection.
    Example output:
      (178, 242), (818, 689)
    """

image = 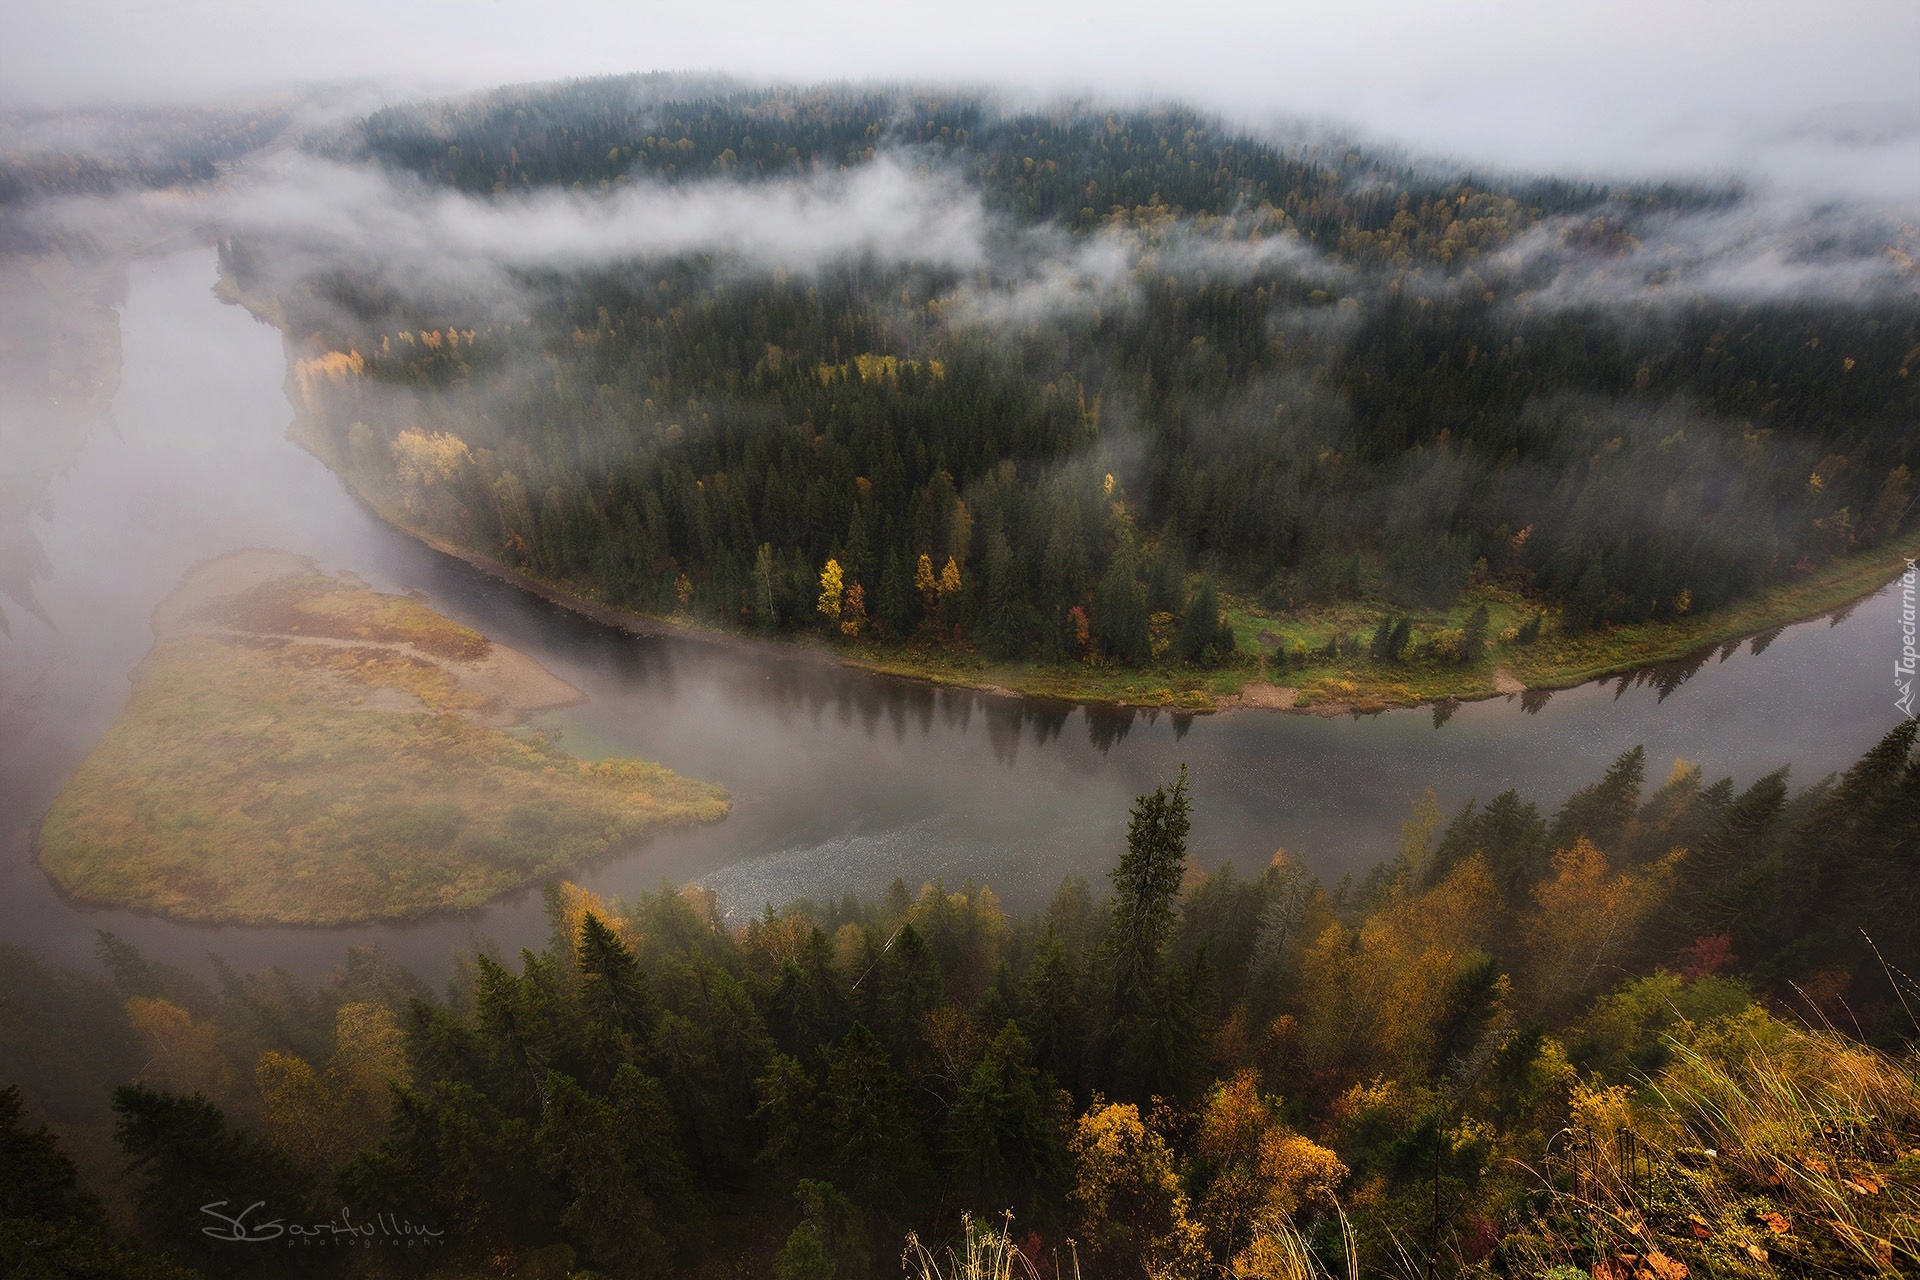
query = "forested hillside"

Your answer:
(0, 103), (287, 216)
(6, 725), (1920, 1278)
(221, 78), (1920, 689)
